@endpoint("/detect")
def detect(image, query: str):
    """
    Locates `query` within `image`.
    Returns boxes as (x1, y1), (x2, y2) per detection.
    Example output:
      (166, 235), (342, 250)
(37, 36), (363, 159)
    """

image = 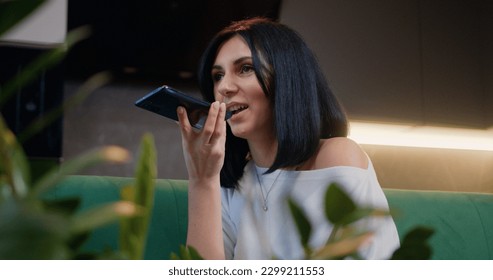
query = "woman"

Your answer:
(176, 17), (399, 259)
